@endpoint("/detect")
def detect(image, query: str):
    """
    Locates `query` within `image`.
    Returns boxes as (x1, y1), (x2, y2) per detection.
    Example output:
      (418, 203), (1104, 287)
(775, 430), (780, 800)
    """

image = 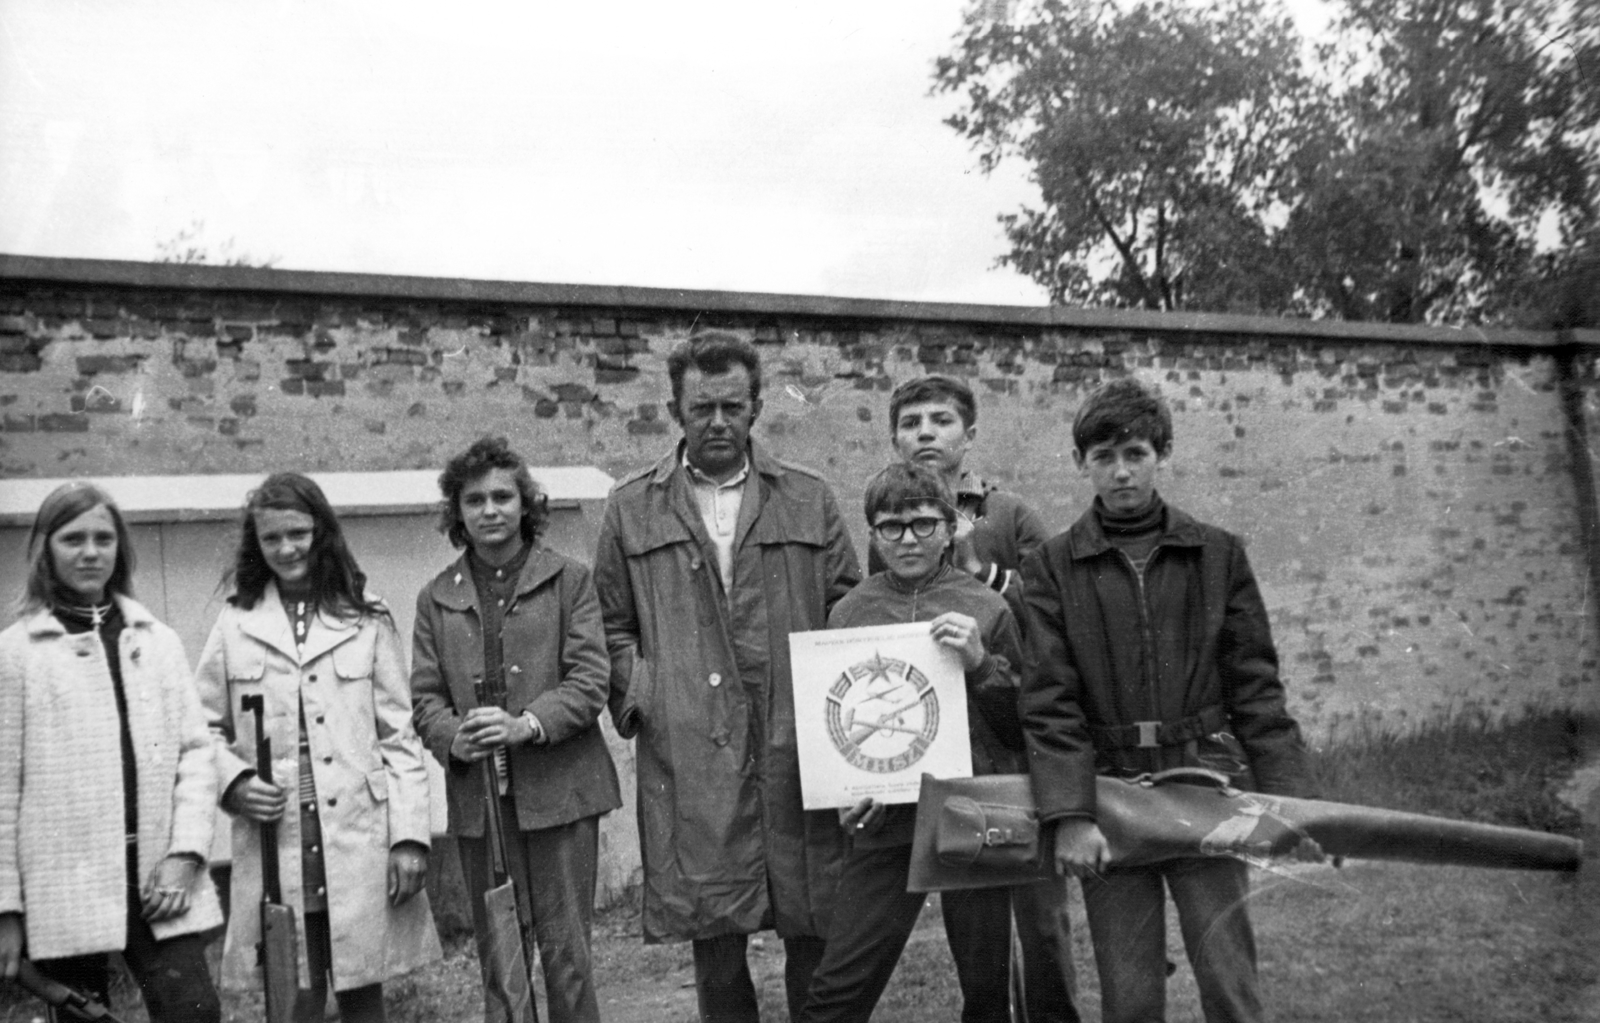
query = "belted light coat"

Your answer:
(593, 442), (861, 943)
(0, 598), (224, 960)
(195, 585), (441, 992)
